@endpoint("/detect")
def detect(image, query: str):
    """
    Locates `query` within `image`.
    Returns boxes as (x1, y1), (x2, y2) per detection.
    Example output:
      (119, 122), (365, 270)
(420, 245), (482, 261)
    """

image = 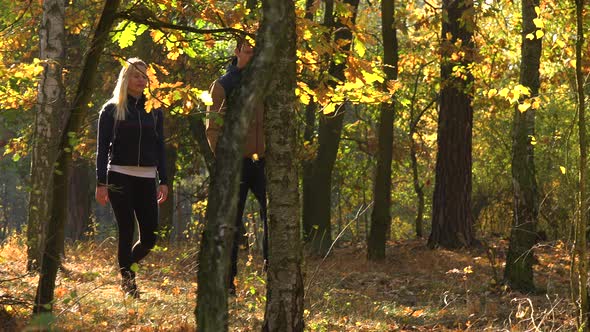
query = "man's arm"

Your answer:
(205, 81), (226, 154)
